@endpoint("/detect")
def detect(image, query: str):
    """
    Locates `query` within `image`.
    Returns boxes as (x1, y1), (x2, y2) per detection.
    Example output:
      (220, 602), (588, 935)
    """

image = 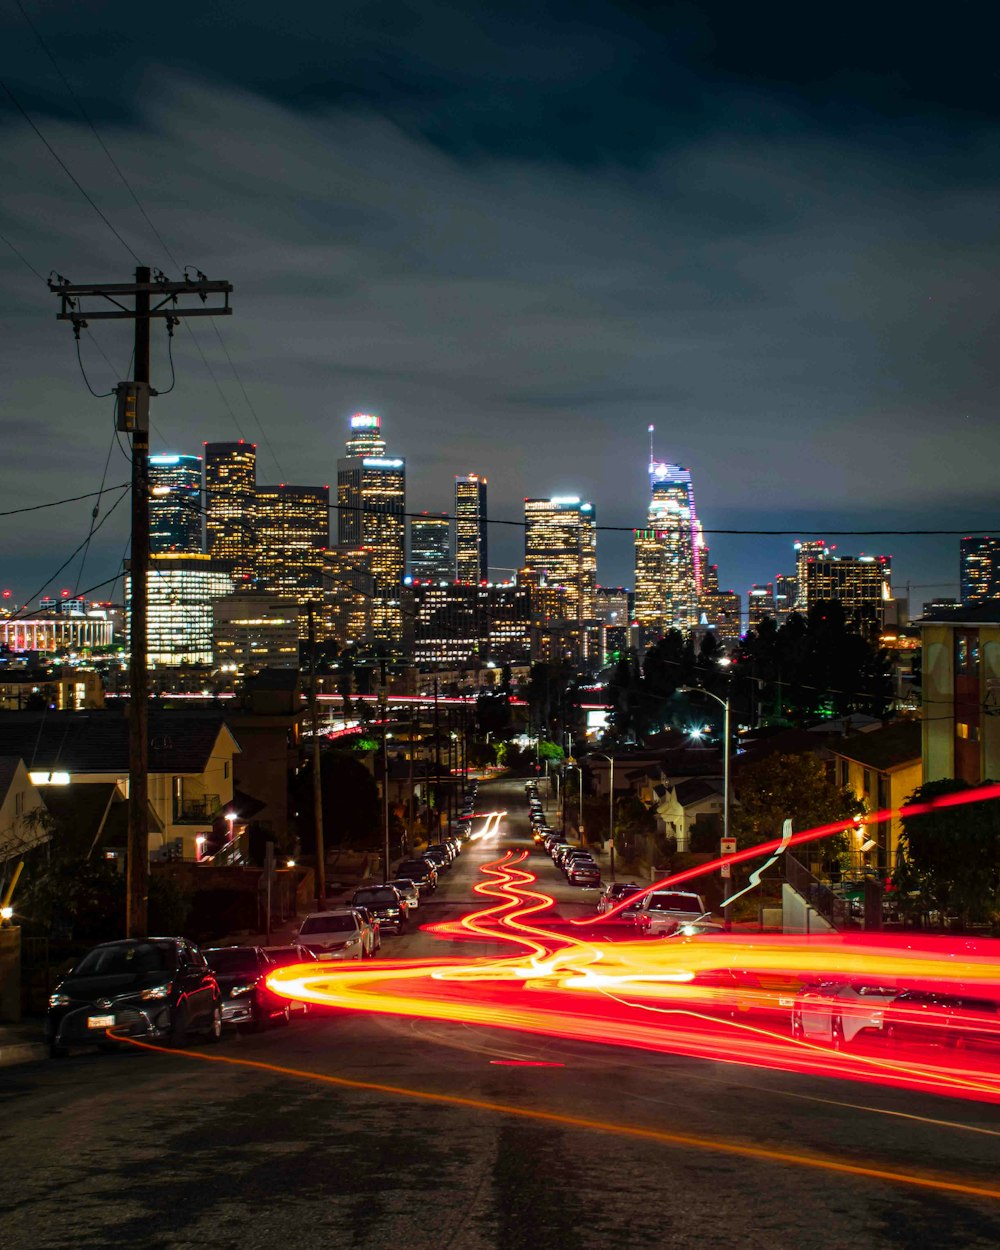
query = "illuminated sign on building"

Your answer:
(351, 413), (380, 429)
